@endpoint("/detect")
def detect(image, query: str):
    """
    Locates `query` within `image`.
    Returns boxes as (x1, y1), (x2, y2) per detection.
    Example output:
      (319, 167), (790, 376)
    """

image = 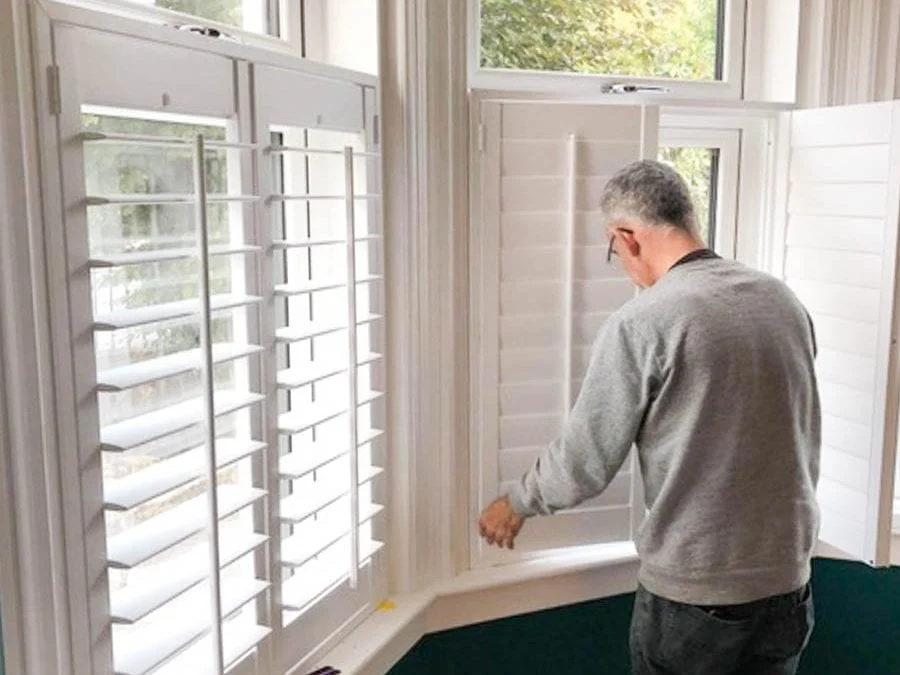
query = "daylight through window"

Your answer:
(479, 0), (725, 81)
